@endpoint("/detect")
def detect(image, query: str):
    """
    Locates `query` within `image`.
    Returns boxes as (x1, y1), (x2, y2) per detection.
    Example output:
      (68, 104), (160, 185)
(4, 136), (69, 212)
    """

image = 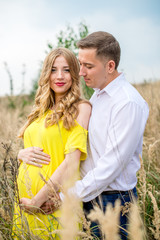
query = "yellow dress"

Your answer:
(13, 110), (87, 239)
